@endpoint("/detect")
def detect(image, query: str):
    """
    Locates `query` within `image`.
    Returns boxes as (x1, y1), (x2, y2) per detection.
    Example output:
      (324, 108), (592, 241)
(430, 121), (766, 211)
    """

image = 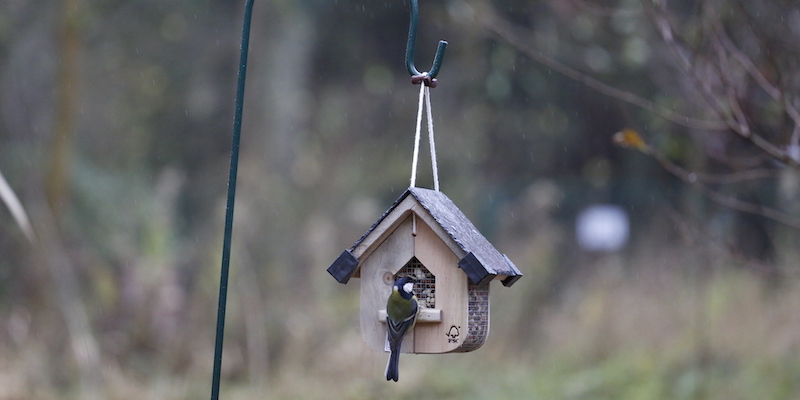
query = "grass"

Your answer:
(3, 238), (800, 399)
(219, 248), (800, 400)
